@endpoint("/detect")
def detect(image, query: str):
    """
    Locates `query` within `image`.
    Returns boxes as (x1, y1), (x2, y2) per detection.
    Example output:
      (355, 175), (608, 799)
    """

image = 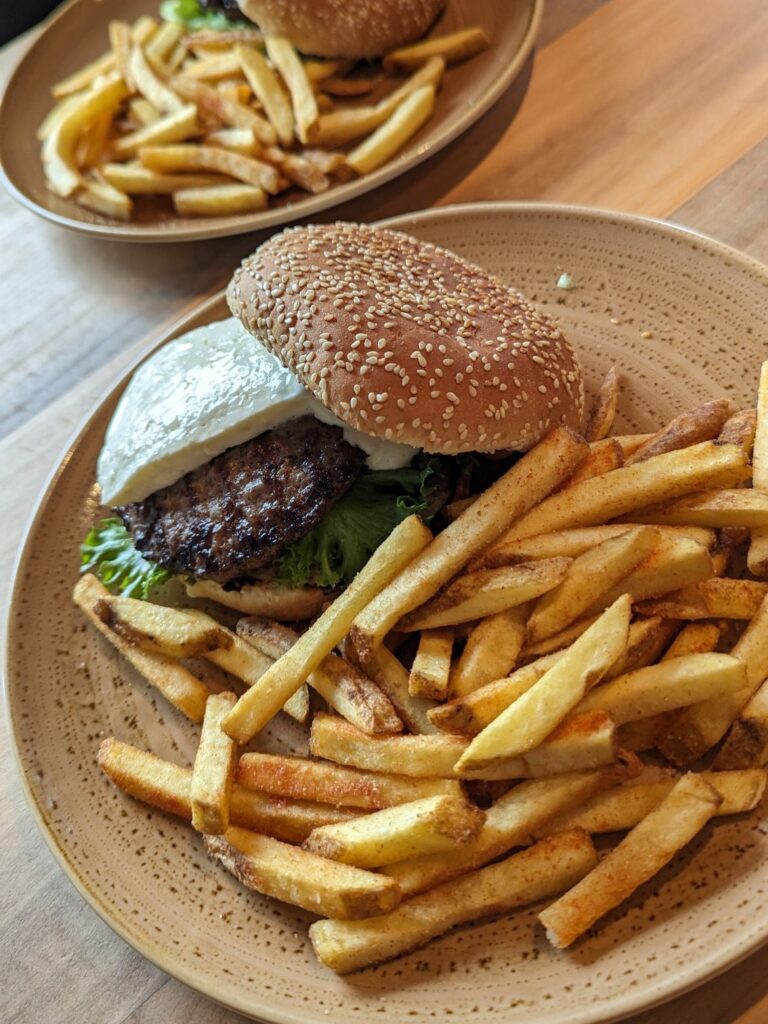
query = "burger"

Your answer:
(162, 0), (448, 59)
(83, 223), (584, 617)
